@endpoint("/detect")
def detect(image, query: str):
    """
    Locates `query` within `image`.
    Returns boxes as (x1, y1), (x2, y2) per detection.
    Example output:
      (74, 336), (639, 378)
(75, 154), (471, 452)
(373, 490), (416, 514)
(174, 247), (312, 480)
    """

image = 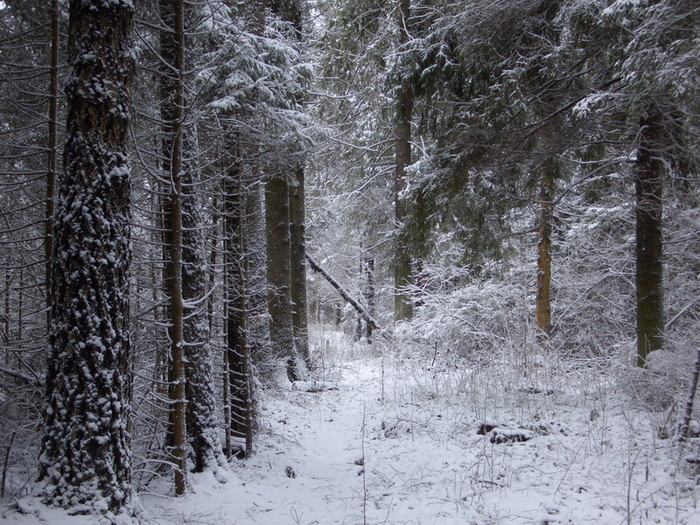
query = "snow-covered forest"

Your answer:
(1, 0), (700, 523)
